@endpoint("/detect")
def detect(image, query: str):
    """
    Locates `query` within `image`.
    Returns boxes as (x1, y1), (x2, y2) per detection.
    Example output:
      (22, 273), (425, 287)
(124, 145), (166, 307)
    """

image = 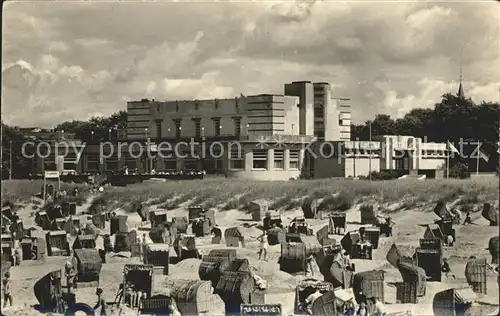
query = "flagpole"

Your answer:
(476, 142), (480, 175)
(369, 121), (372, 181)
(446, 154), (449, 179)
(446, 141), (450, 179)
